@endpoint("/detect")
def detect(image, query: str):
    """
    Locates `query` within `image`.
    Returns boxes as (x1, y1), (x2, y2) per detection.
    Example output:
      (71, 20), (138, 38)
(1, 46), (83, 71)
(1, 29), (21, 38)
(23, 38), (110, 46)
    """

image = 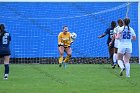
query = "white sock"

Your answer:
(4, 74), (8, 77)
(113, 53), (117, 64)
(118, 60), (125, 70)
(125, 63), (130, 77)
